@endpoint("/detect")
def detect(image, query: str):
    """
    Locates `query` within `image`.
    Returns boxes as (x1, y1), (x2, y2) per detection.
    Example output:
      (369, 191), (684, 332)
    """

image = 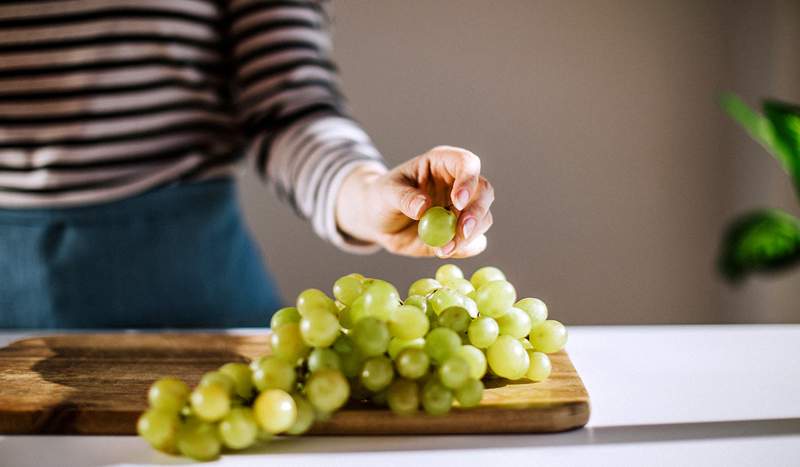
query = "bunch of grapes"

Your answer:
(138, 264), (567, 460)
